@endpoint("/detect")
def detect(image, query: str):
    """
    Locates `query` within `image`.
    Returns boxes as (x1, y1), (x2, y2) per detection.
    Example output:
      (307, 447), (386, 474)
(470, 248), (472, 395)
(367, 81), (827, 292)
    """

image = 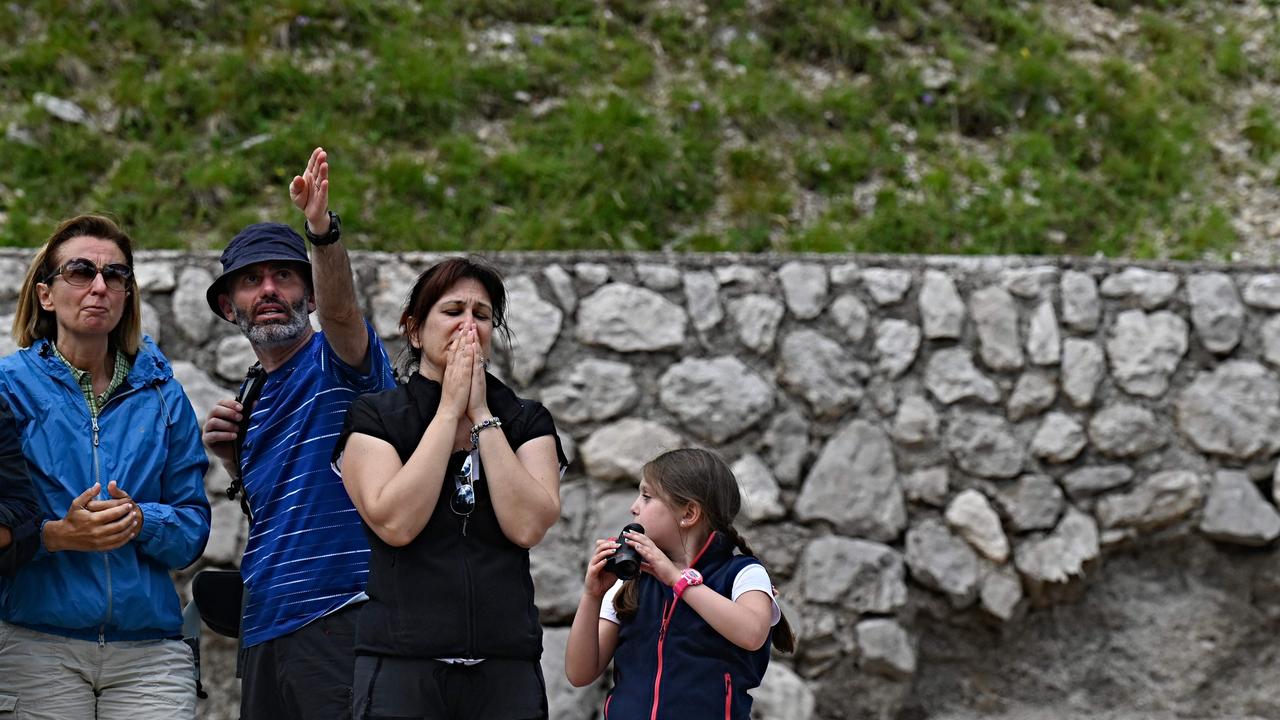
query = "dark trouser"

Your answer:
(352, 655), (547, 720)
(240, 604), (360, 720)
